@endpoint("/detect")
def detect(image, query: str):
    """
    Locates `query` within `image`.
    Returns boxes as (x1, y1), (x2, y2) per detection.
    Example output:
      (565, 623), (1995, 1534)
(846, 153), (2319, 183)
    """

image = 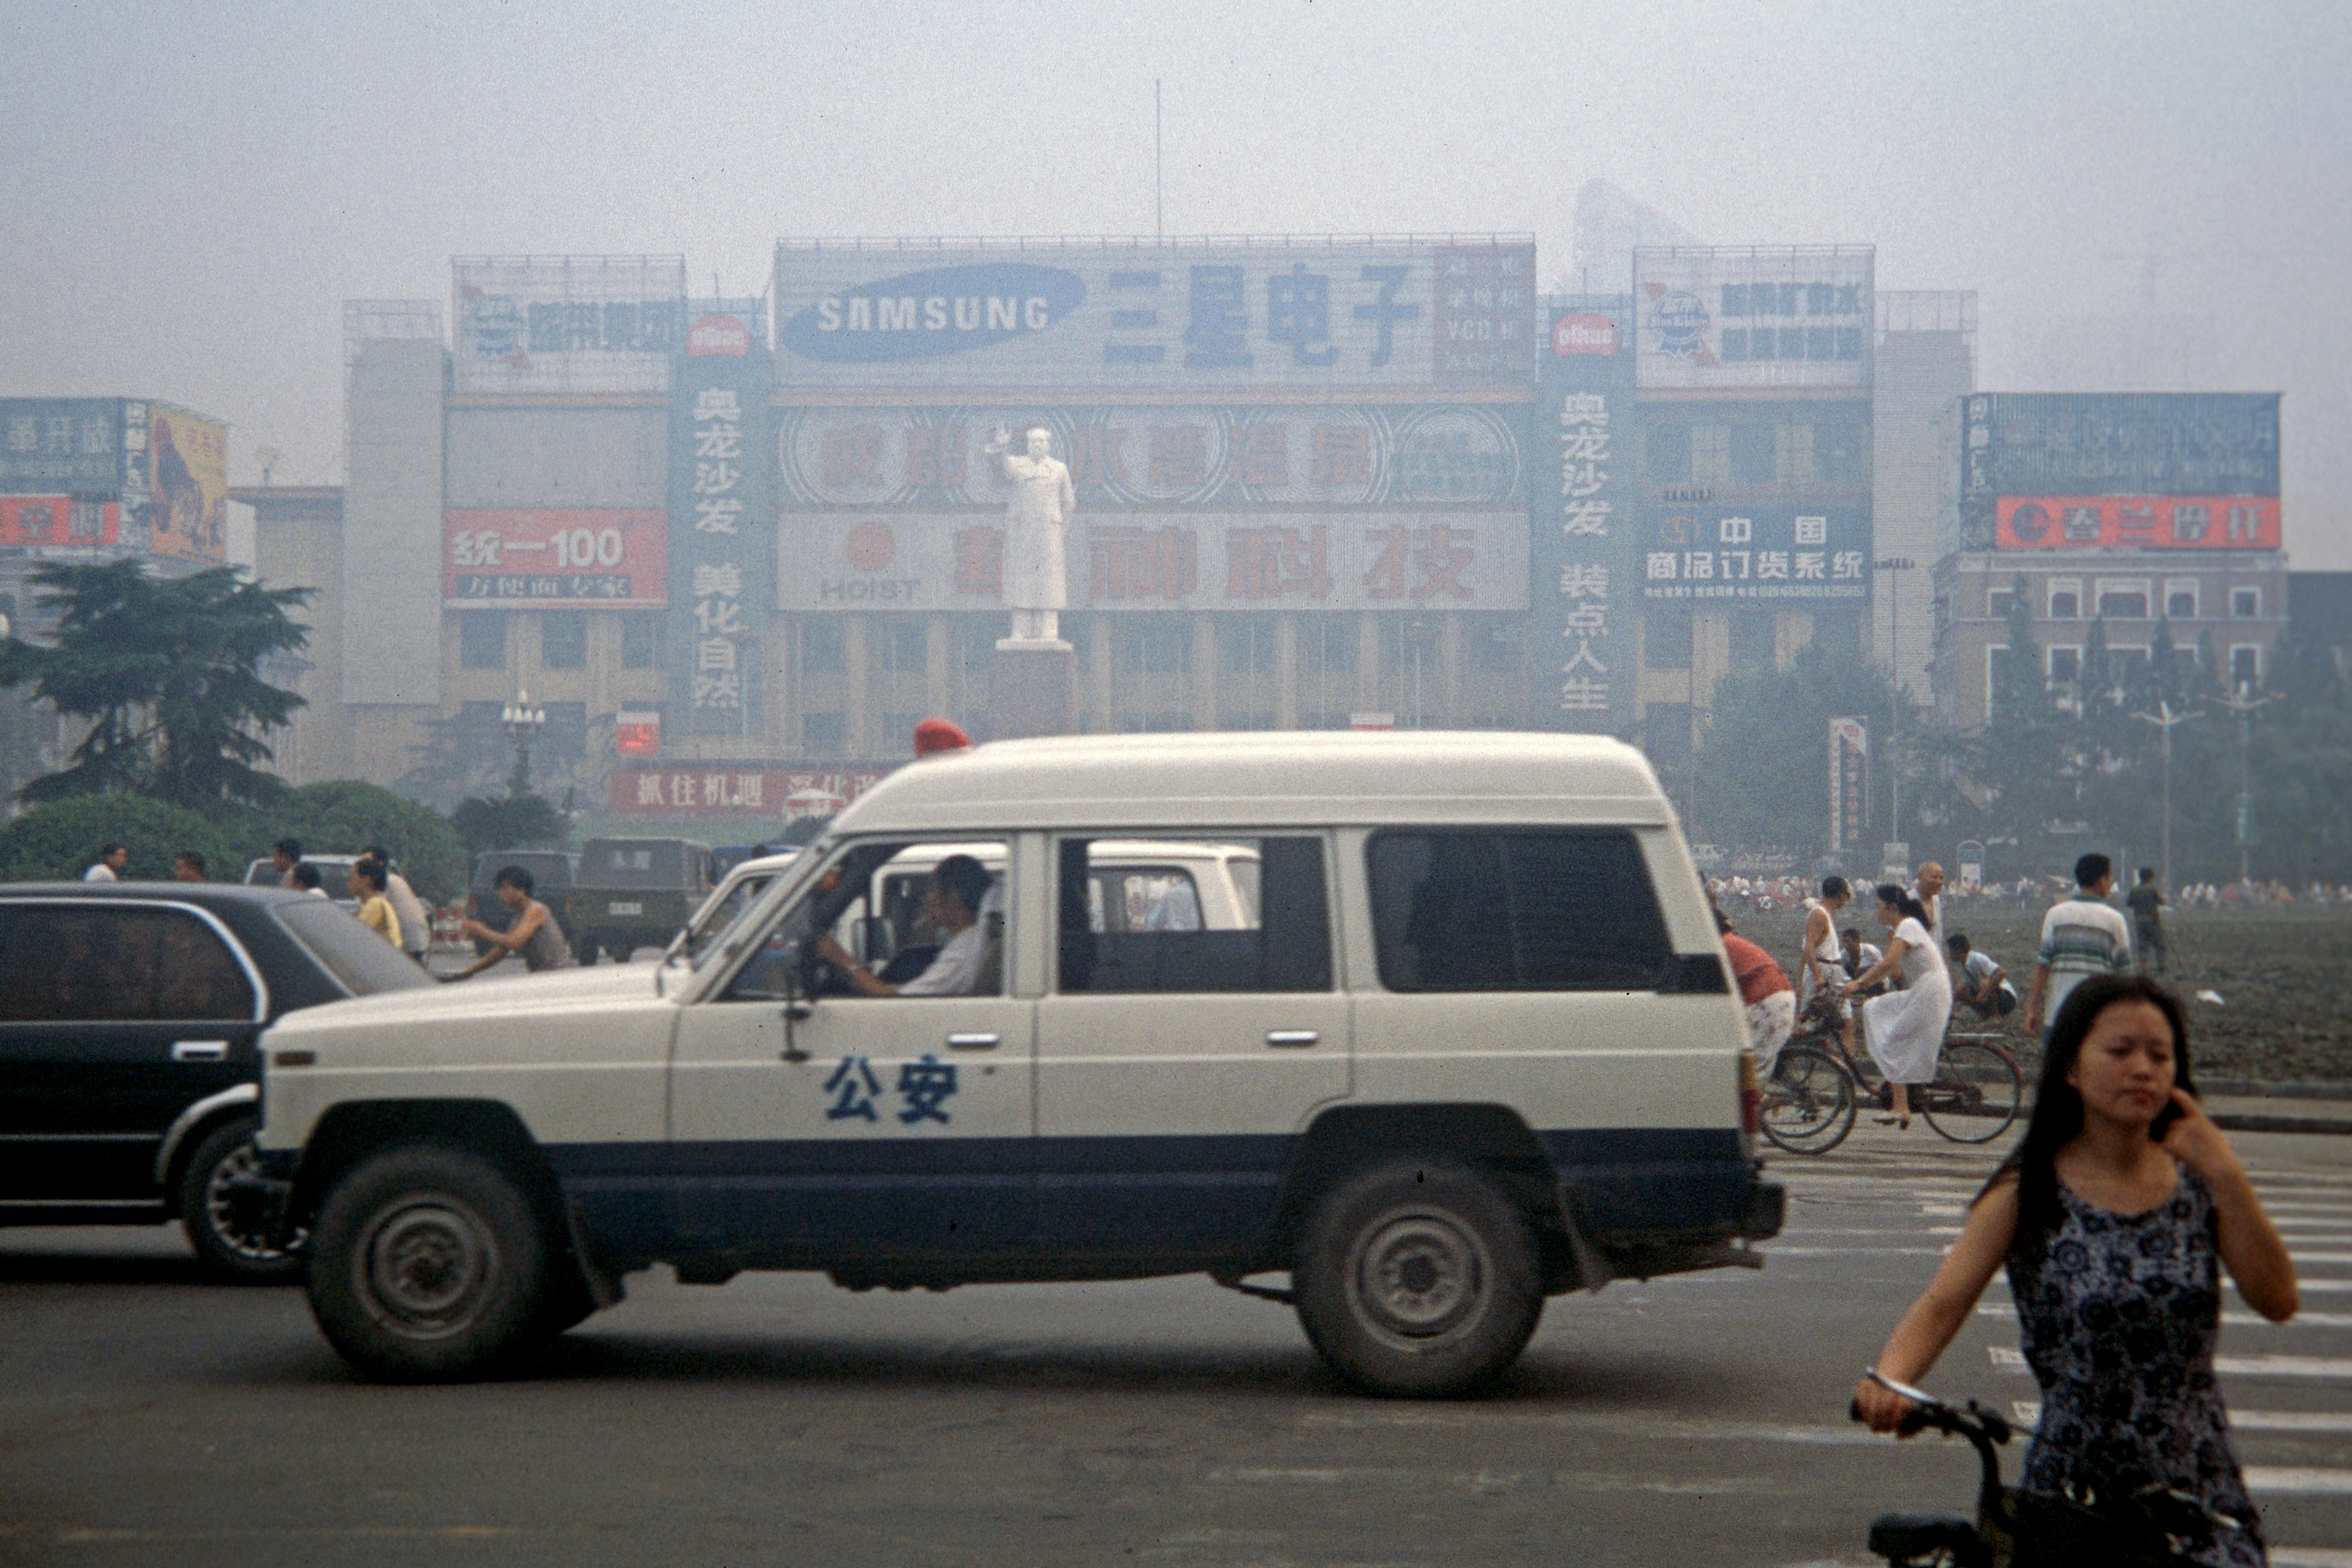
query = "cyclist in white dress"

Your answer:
(1843, 883), (1952, 1128)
